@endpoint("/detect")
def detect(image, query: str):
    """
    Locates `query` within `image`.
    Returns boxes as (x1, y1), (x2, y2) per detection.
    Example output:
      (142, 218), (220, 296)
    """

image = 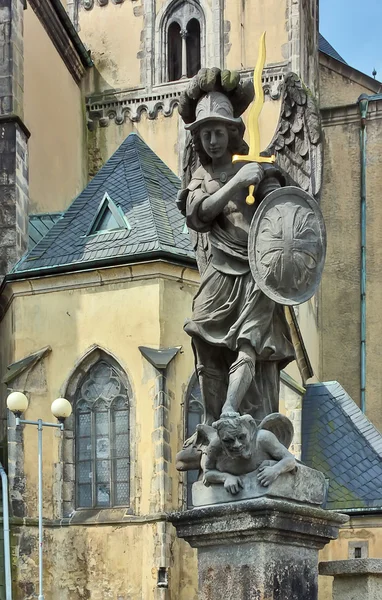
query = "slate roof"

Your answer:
(13, 133), (193, 276)
(319, 34), (347, 65)
(302, 381), (382, 511)
(28, 213), (63, 250)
